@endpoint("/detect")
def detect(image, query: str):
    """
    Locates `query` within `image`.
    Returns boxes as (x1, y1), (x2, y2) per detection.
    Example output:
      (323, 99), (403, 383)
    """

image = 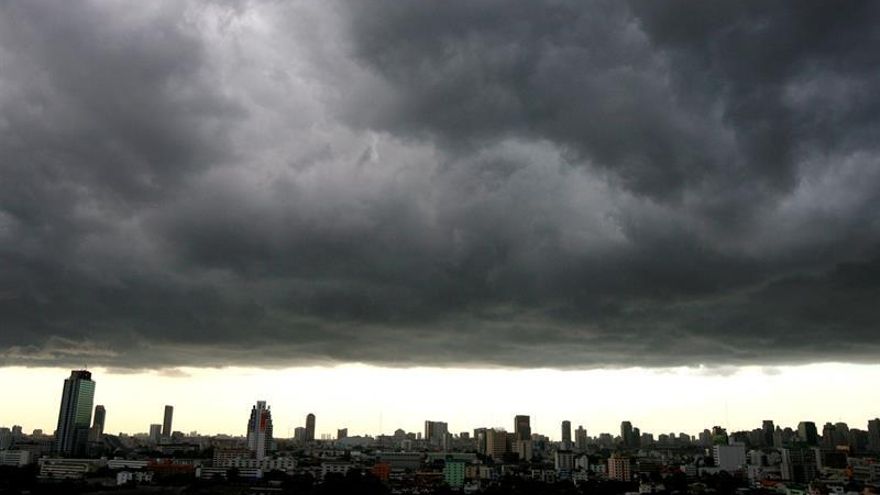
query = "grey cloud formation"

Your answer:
(1, 0), (879, 369)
